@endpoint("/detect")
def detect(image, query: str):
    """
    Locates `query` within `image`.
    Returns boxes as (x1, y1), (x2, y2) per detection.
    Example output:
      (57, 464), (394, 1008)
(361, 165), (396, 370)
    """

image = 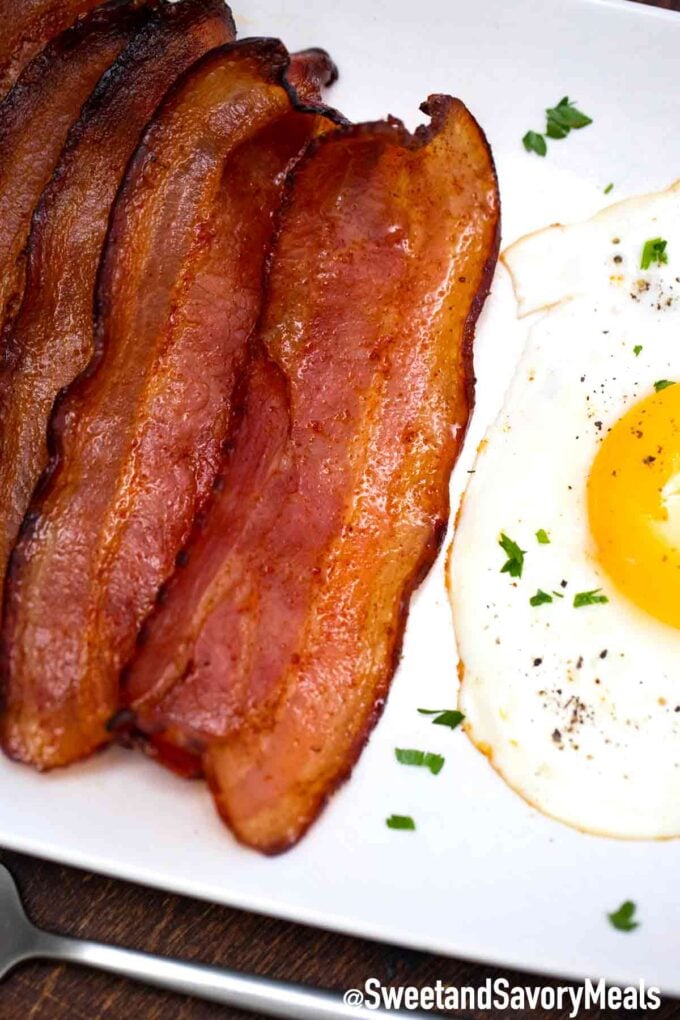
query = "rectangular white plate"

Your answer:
(2, 0), (680, 994)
